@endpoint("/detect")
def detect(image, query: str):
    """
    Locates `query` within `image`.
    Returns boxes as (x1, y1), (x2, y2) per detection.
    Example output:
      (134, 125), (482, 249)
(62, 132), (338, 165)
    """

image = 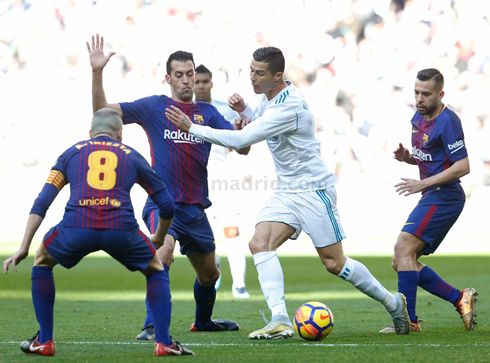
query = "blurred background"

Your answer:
(0, 0), (488, 255)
